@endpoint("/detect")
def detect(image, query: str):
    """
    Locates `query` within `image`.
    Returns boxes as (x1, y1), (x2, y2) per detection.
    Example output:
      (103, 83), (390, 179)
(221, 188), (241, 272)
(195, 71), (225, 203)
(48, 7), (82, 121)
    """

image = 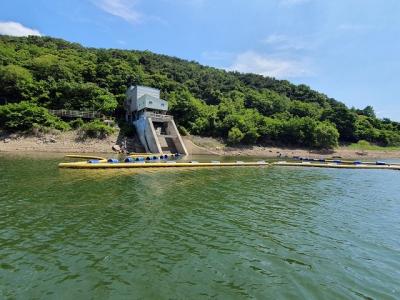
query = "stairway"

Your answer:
(133, 112), (188, 155)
